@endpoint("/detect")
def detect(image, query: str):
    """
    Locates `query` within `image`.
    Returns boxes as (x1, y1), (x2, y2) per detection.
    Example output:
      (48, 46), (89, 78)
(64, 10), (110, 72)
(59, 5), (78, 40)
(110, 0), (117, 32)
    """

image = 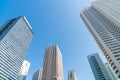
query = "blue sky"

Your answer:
(0, 0), (107, 80)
